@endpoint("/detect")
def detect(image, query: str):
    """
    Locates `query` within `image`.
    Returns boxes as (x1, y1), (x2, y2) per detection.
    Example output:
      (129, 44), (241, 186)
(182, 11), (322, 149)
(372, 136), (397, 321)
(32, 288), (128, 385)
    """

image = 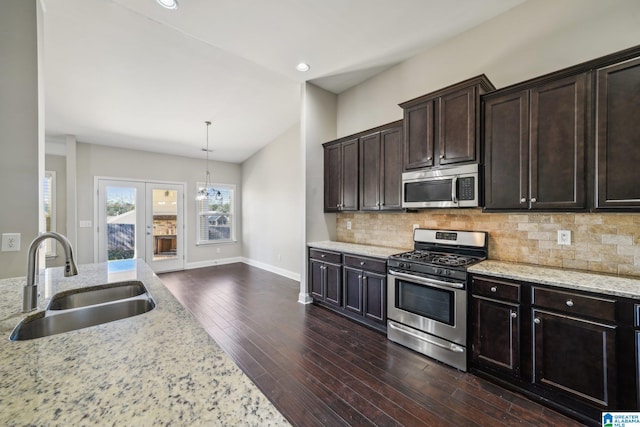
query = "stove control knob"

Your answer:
(444, 269), (451, 276)
(434, 268), (442, 275)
